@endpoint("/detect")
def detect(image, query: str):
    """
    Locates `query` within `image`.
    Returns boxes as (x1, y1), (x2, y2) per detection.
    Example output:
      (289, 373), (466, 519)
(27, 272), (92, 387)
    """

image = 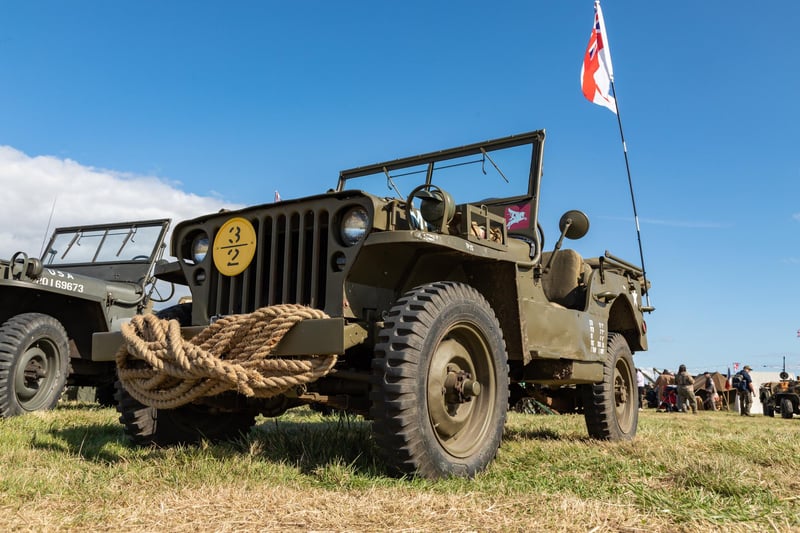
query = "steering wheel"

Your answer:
(144, 277), (176, 303)
(131, 255), (150, 261)
(405, 184), (454, 233)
